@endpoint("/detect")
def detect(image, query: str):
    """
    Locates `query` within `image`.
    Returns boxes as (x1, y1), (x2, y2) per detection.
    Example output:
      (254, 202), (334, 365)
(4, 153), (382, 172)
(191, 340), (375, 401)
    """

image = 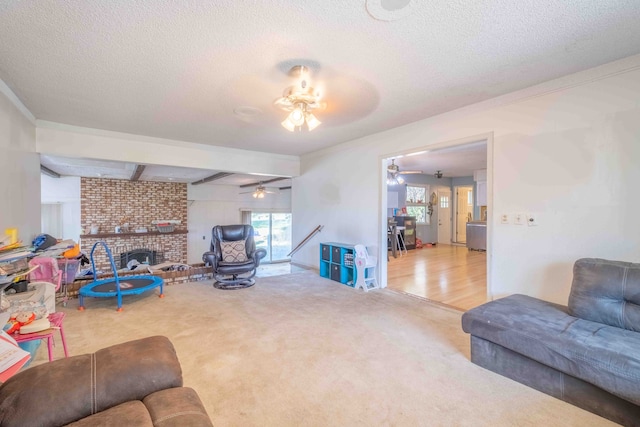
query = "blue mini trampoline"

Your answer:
(78, 241), (164, 312)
